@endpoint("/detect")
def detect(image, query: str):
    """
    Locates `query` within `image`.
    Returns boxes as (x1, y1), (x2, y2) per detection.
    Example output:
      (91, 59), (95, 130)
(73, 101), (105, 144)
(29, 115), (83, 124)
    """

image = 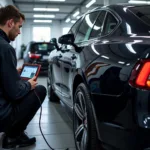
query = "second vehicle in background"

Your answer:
(23, 41), (55, 73)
